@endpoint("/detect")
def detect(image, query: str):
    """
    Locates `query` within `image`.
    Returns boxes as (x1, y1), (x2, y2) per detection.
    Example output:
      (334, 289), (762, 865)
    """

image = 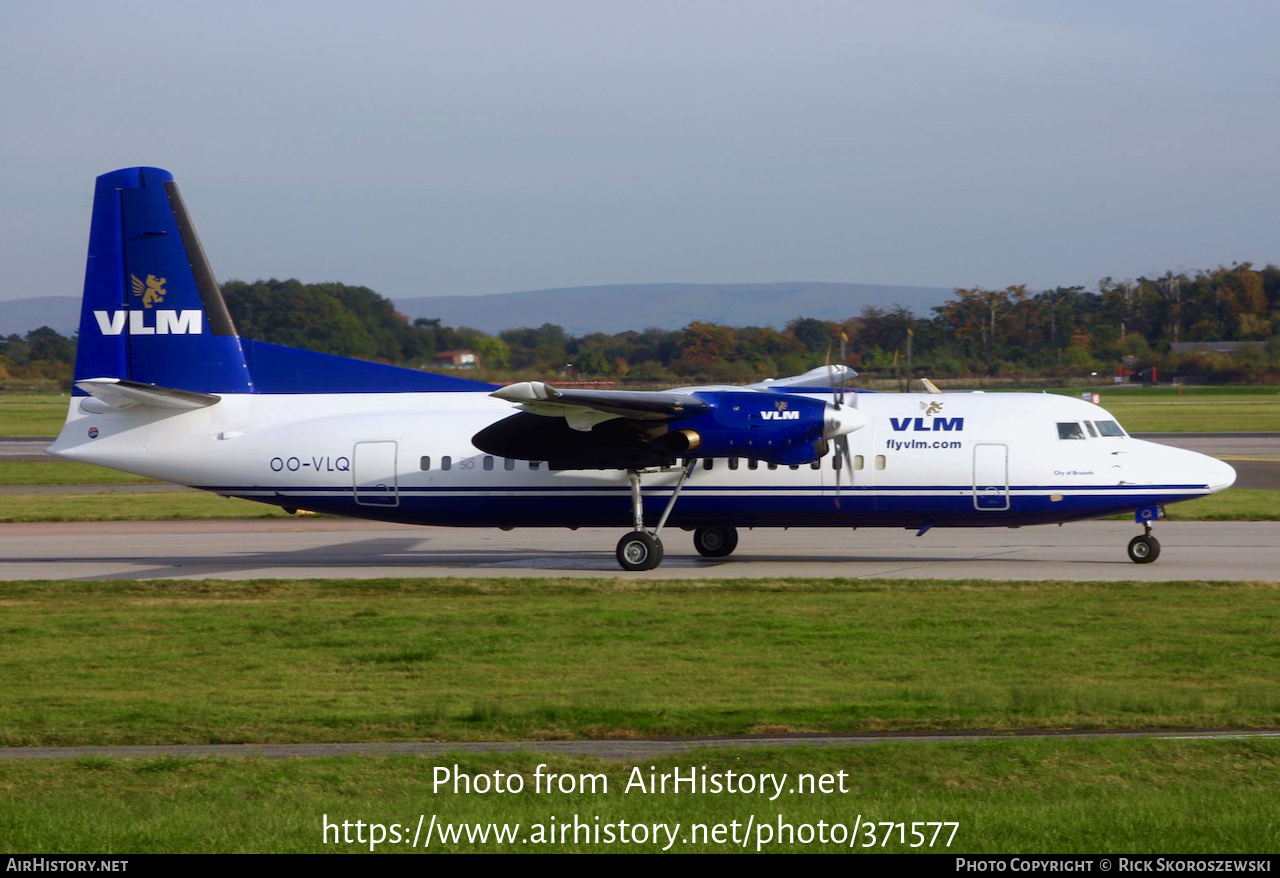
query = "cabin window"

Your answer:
(702, 459), (714, 471)
(419, 456), (431, 471)
(748, 459), (759, 470)
(1084, 421), (1099, 438)
(1095, 420), (1125, 437)
(789, 464), (799, 470)
(1057, 422), (1086, 440)
(441, 456), (452, 471)
(483, 456), (494, 471)
(728, 458), (740, 471)
(504, 458), (515, 471)
(529, 461), (541, 470)
(875, 454), (886, 470)
(767, 462), (778, 470)
(810, 460), (821, 470)
(854, 454), (865, 470)
(833, 454), (842, 471)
